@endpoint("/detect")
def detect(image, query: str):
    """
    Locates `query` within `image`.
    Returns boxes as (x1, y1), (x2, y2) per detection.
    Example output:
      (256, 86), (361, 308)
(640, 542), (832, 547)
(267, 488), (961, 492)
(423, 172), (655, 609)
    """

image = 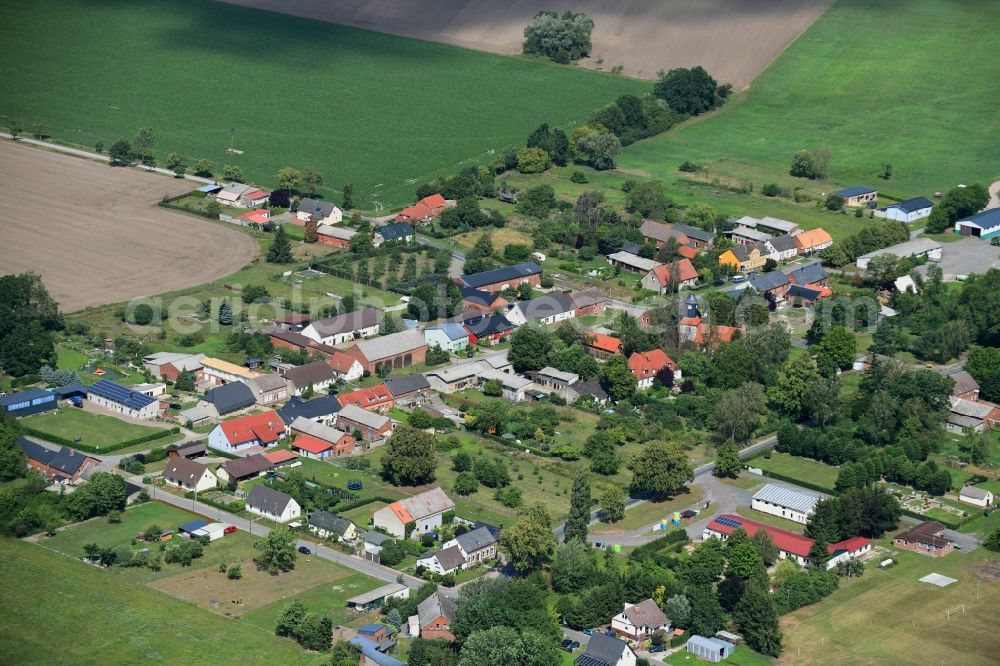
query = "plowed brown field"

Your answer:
(223, 0), (832, 87)
(0, 141), (257, 313)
